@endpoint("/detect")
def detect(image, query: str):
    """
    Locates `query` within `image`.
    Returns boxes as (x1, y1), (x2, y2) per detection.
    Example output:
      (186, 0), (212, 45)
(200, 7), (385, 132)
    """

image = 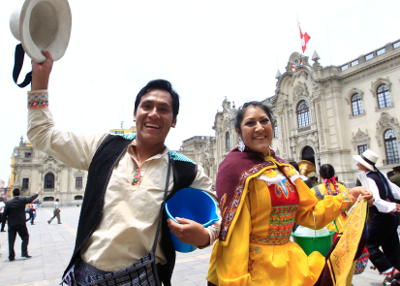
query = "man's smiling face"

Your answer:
(134, 89), (176, 149)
